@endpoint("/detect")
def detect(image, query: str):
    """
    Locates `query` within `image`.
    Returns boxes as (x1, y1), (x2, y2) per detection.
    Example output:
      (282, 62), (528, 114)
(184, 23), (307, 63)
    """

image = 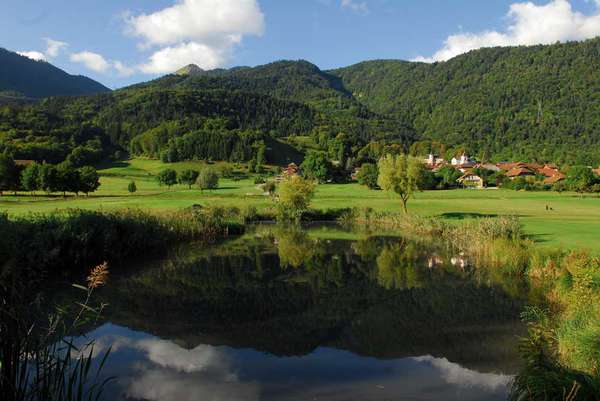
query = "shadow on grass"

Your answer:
(525, 233), (552, 244)
(438, 212), (499, 220)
